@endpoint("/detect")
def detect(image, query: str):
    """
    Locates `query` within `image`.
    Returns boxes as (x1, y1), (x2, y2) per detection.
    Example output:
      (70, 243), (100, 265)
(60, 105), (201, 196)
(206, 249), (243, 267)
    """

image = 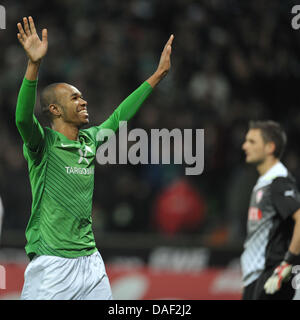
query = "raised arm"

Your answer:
(16, 16), (48, 152)
(91, 34), (174, 143)
(146, 34), (174, 88)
